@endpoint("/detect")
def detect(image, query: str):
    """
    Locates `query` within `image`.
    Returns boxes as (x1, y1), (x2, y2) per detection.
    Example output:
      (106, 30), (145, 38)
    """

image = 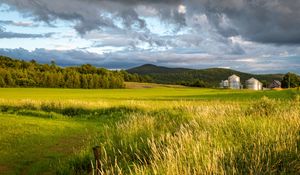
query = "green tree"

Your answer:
(64, 73), (73, 88)
(281, 72), (300, 88)
(45, 72), (55, 87)
(261, 80), (268, 88)
(3, 71), (15, 87)
(92, 74), (100, 88)
(86, 74), (94, 89)
(50, 59), (56, 67)
(16, 78), (36, 87)
(80, 74), (89, 89)
(56, 72), (65, 88)
(30, 59), (37, 64)
(0, 76), (6, 87)
(73, 73), (81, 88)
(191, 79), (206, 87)
(102, 76), (109, 89)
